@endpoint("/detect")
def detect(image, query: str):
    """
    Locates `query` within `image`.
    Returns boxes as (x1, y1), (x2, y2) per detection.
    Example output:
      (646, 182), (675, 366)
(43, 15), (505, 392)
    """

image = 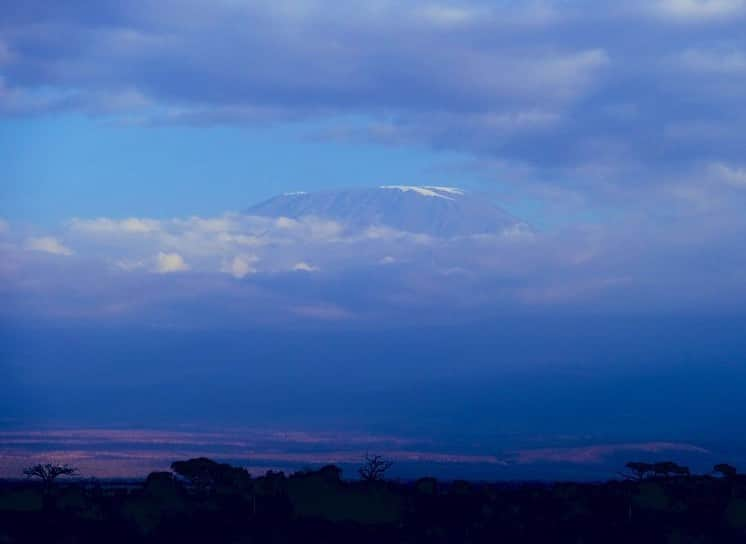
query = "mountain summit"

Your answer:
(245, 186), (524, 237)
